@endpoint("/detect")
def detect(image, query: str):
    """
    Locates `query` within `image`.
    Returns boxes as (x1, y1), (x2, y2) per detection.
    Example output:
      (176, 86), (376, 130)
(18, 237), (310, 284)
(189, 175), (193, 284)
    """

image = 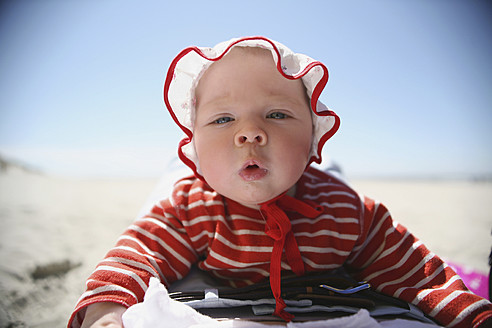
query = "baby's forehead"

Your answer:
(203, 46), (274, 73)
(229, 45), (271, 56)
(196, 46), (304, 90)
(194, 47), (308, 108)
